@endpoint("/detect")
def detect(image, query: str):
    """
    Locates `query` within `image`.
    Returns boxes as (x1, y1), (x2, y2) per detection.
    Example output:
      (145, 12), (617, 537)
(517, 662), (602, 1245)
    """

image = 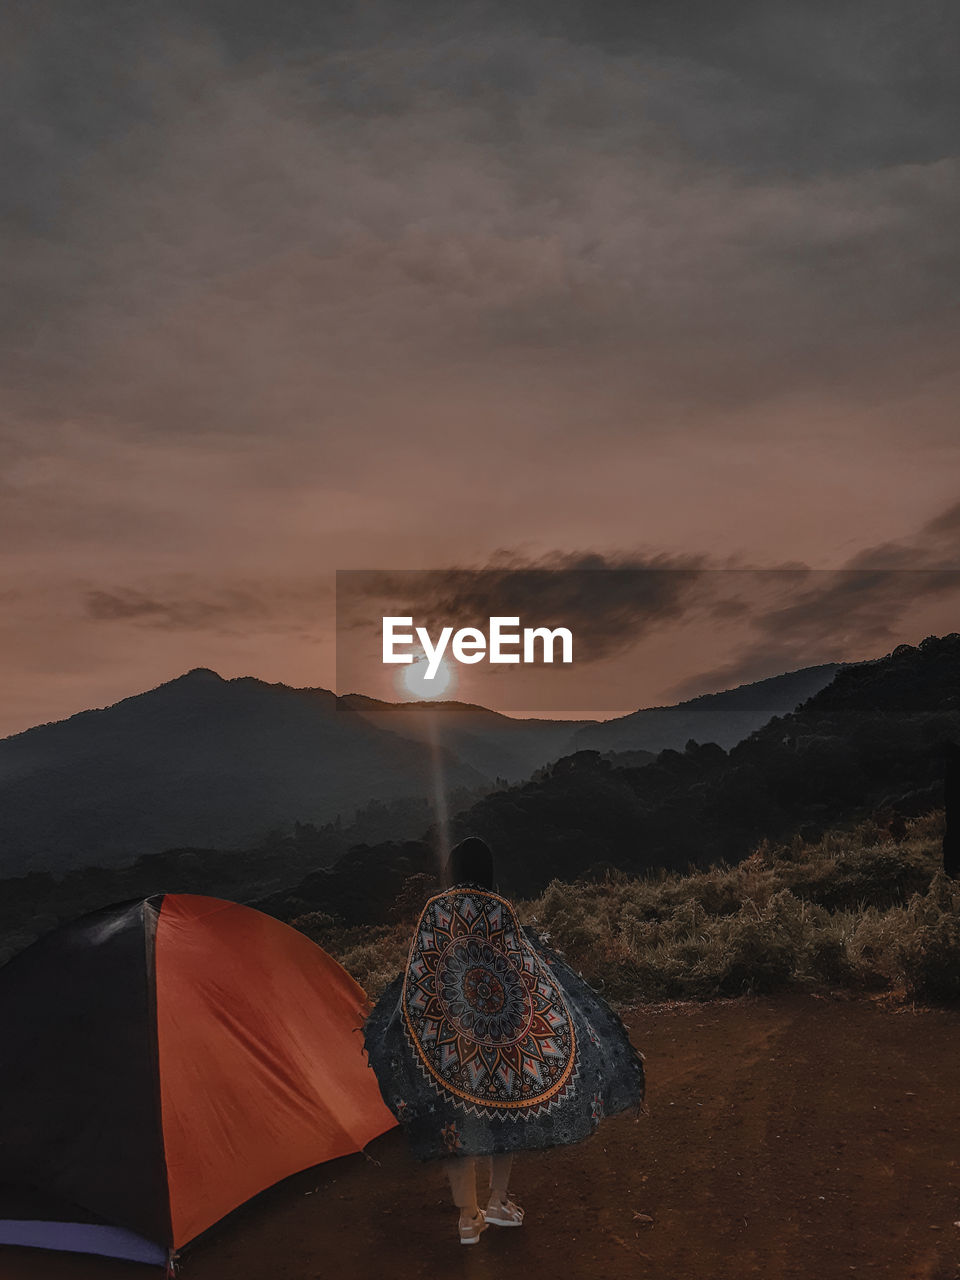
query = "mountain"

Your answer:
(0, 670), (489, 875)
(0, 656), (866, 882)
(571, 663), (844, 754)
(341, 695), (587, 781)
(343, 664), (843, 775)
(258, 635), (960, 918)
(449, 638), (958, 894)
